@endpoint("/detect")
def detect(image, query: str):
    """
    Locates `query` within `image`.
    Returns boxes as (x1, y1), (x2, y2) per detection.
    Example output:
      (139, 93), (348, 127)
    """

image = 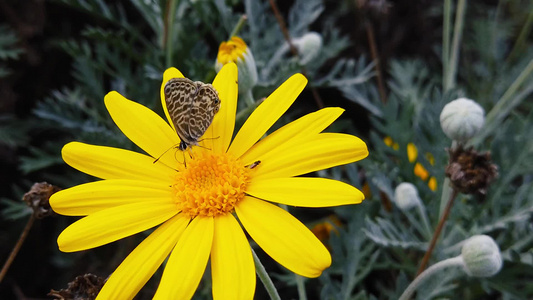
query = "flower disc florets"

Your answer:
(173, 151), (250, 218)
